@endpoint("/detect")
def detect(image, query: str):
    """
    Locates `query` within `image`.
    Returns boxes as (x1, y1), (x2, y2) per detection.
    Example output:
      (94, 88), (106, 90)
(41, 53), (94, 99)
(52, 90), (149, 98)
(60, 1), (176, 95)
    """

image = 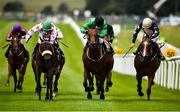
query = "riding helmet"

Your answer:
(42, 20), (52, 32)
(142, 18), (152, 29)
(95, 16), (104, 27)
(13, 24), (21, 31)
